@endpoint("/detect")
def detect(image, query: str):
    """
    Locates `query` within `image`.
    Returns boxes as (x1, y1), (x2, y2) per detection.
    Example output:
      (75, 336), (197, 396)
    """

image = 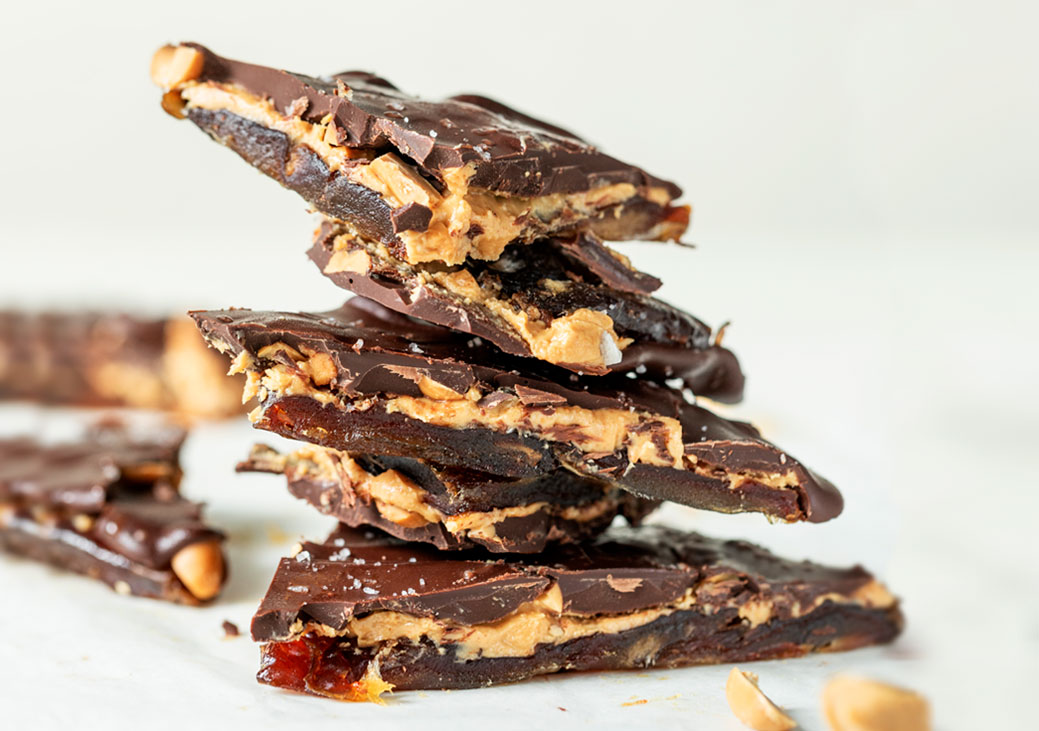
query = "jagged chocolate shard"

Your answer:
(310, 222), (726, 377)
(151, 43), (689, 269)
(192, 300), (841, 523)
(250, 525), (901, 699)
(239, 443), (657, 553)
